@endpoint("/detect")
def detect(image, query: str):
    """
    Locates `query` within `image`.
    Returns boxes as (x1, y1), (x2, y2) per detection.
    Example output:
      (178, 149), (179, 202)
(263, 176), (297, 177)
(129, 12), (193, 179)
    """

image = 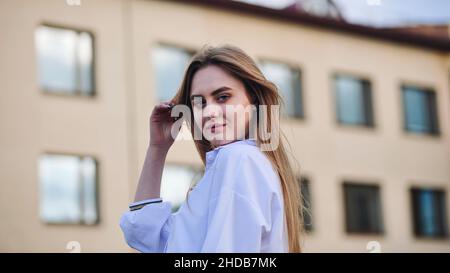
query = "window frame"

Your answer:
(342, 182), (384, 235)
(38, 152), (100, 226)
(151, 42), (196, 104)
(333, 73), (375, 128)
(36, 22), (97, 98)
(401, 84), (440, 136)
(410, 187), (449, 239)
(256, 57), (305, 120)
